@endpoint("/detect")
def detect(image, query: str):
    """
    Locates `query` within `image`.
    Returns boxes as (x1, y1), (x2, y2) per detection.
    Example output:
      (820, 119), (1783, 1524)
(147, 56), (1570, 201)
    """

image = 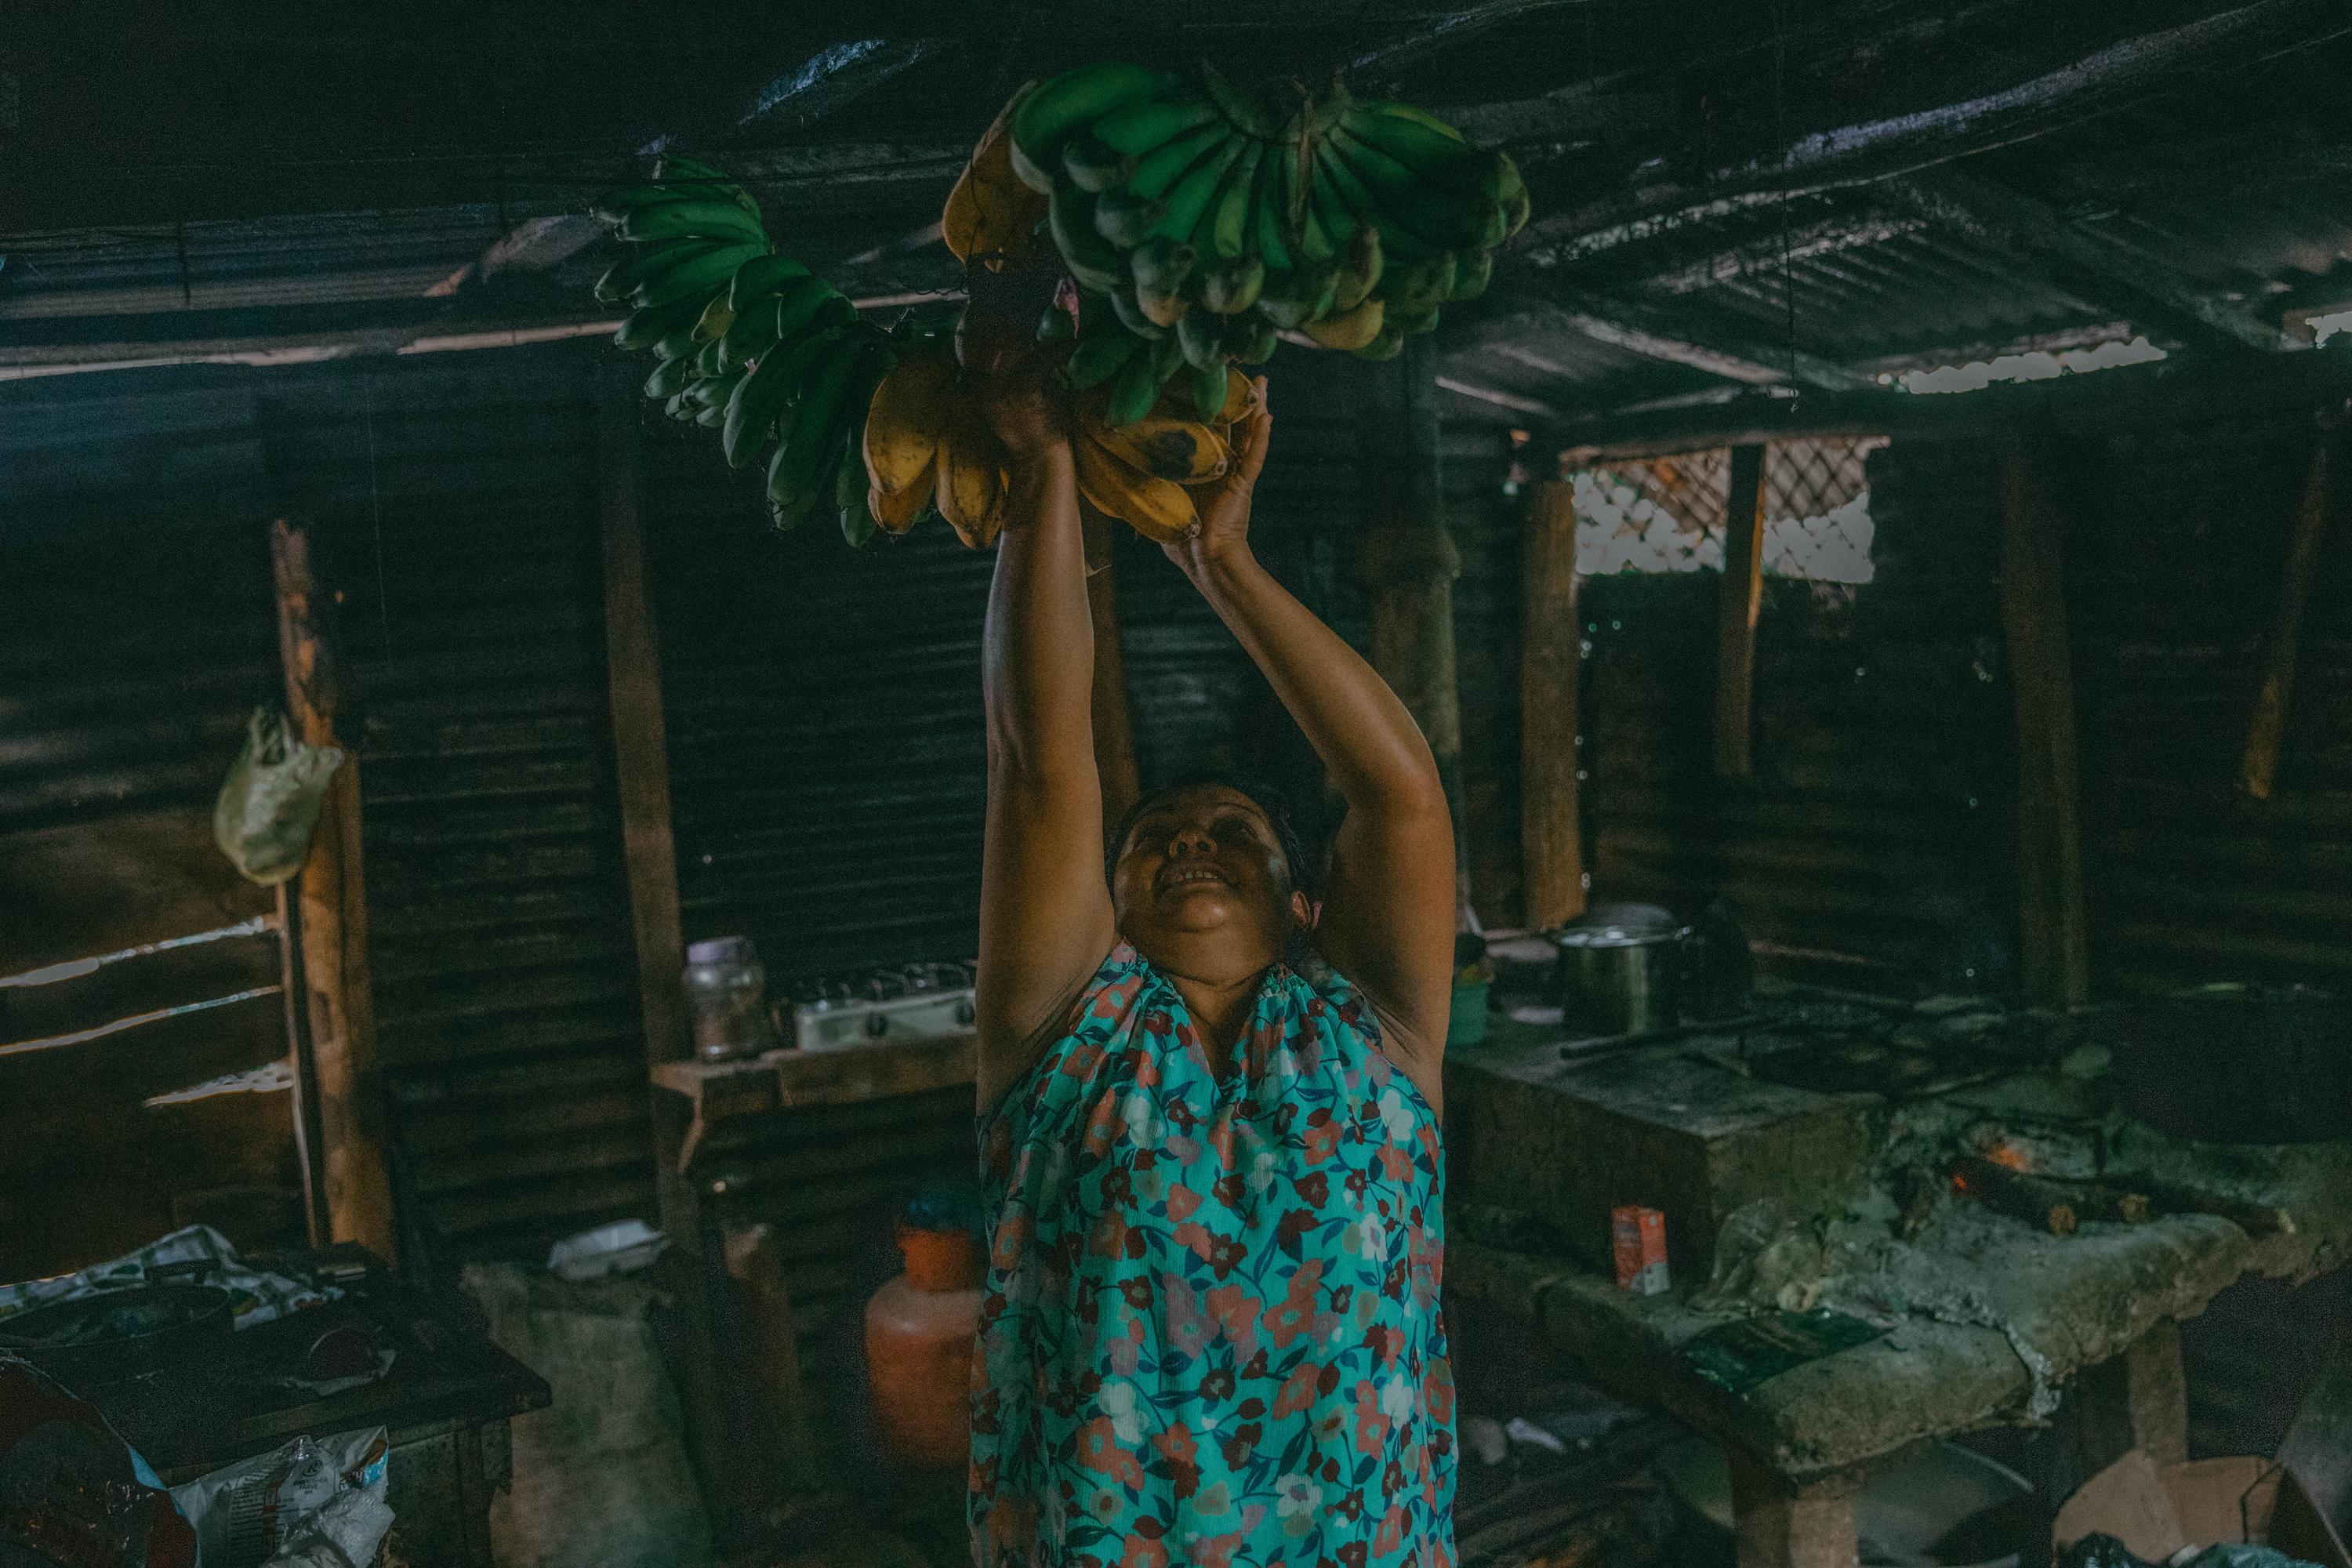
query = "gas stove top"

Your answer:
(786, 960), (977, 1052)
